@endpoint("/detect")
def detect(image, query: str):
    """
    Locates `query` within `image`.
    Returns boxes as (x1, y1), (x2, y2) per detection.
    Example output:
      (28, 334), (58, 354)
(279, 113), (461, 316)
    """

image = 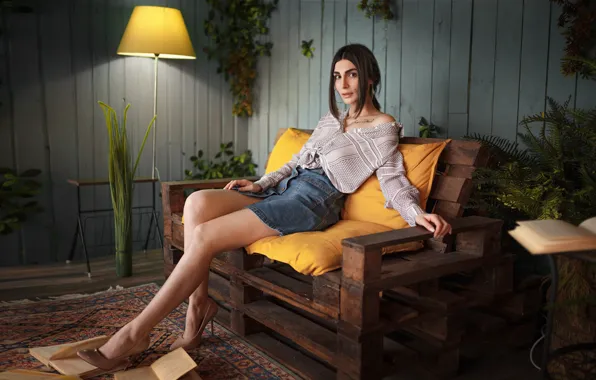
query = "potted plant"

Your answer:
(99, 101), (155, 277)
